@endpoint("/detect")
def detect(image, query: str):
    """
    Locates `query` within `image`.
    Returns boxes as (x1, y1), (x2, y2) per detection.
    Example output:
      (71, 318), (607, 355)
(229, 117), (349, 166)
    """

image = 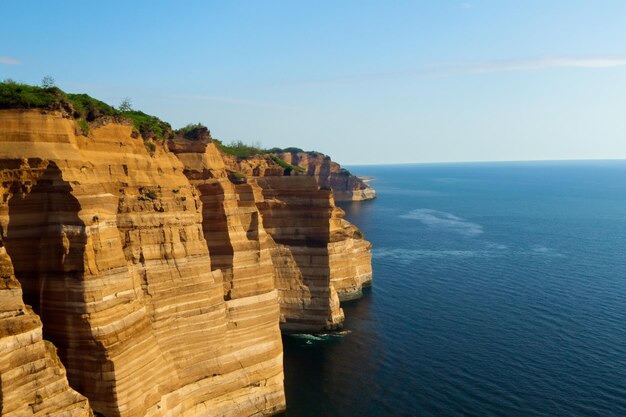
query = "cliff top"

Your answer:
(0, 80), (355, 178)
